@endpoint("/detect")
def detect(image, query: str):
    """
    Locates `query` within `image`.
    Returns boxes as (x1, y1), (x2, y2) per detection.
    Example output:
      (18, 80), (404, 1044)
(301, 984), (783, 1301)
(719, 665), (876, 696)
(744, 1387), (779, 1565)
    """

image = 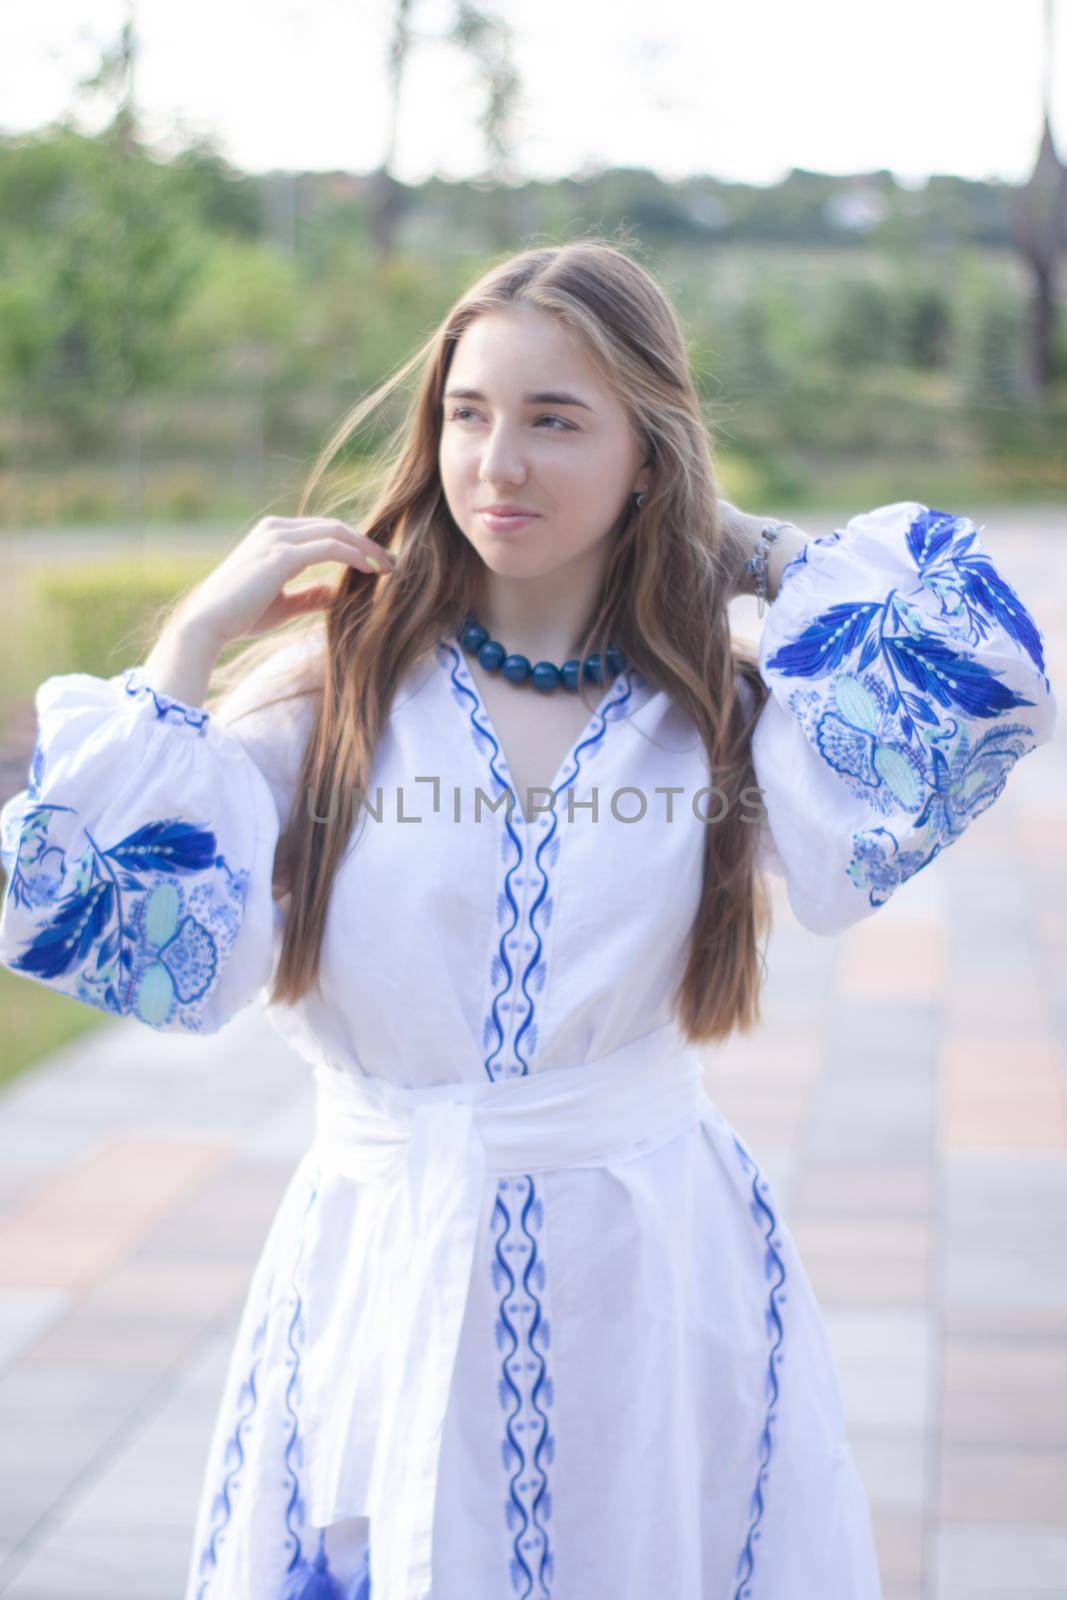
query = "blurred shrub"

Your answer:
(30, 555), (216, 678)
(0, 465), (244, 527)
(0, 469), (125, 526)
(141, 468), (215, 519)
